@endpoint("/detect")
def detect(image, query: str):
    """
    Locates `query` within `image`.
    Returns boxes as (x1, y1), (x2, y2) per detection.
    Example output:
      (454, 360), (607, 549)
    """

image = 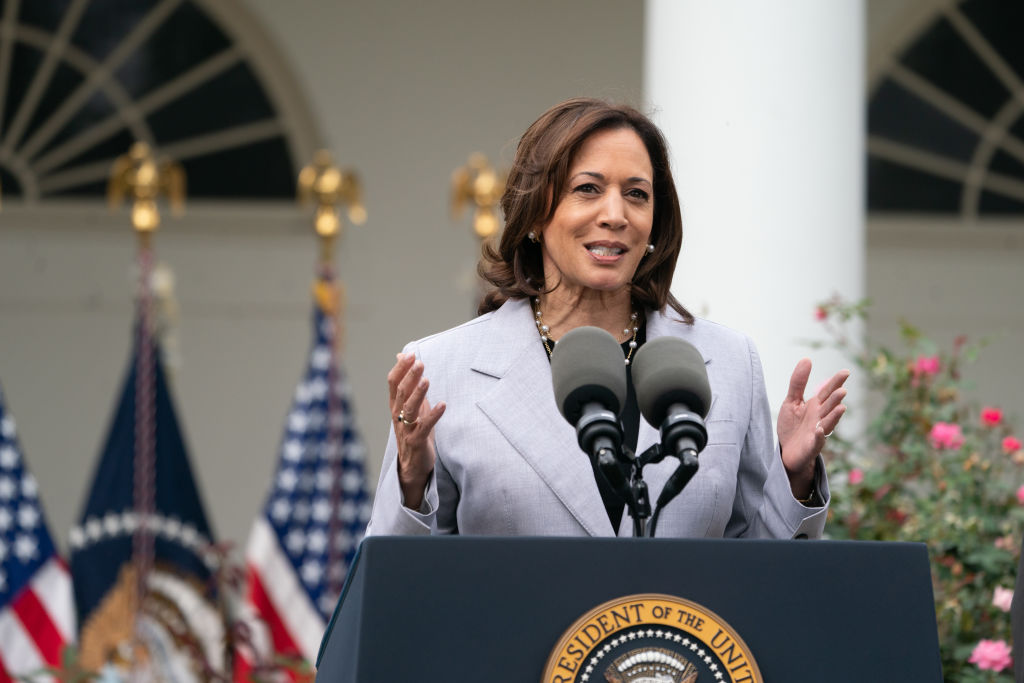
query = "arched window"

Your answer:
(0, 0), (320, 201)
(868, 0), (1024, 217)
